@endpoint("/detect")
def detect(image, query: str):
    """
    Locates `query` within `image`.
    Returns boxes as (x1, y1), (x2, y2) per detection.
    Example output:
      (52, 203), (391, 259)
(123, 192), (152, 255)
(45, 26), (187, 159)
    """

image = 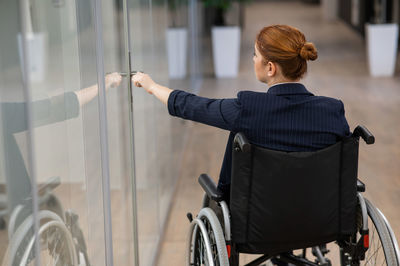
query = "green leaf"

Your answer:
(201, 0), (252, 11)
